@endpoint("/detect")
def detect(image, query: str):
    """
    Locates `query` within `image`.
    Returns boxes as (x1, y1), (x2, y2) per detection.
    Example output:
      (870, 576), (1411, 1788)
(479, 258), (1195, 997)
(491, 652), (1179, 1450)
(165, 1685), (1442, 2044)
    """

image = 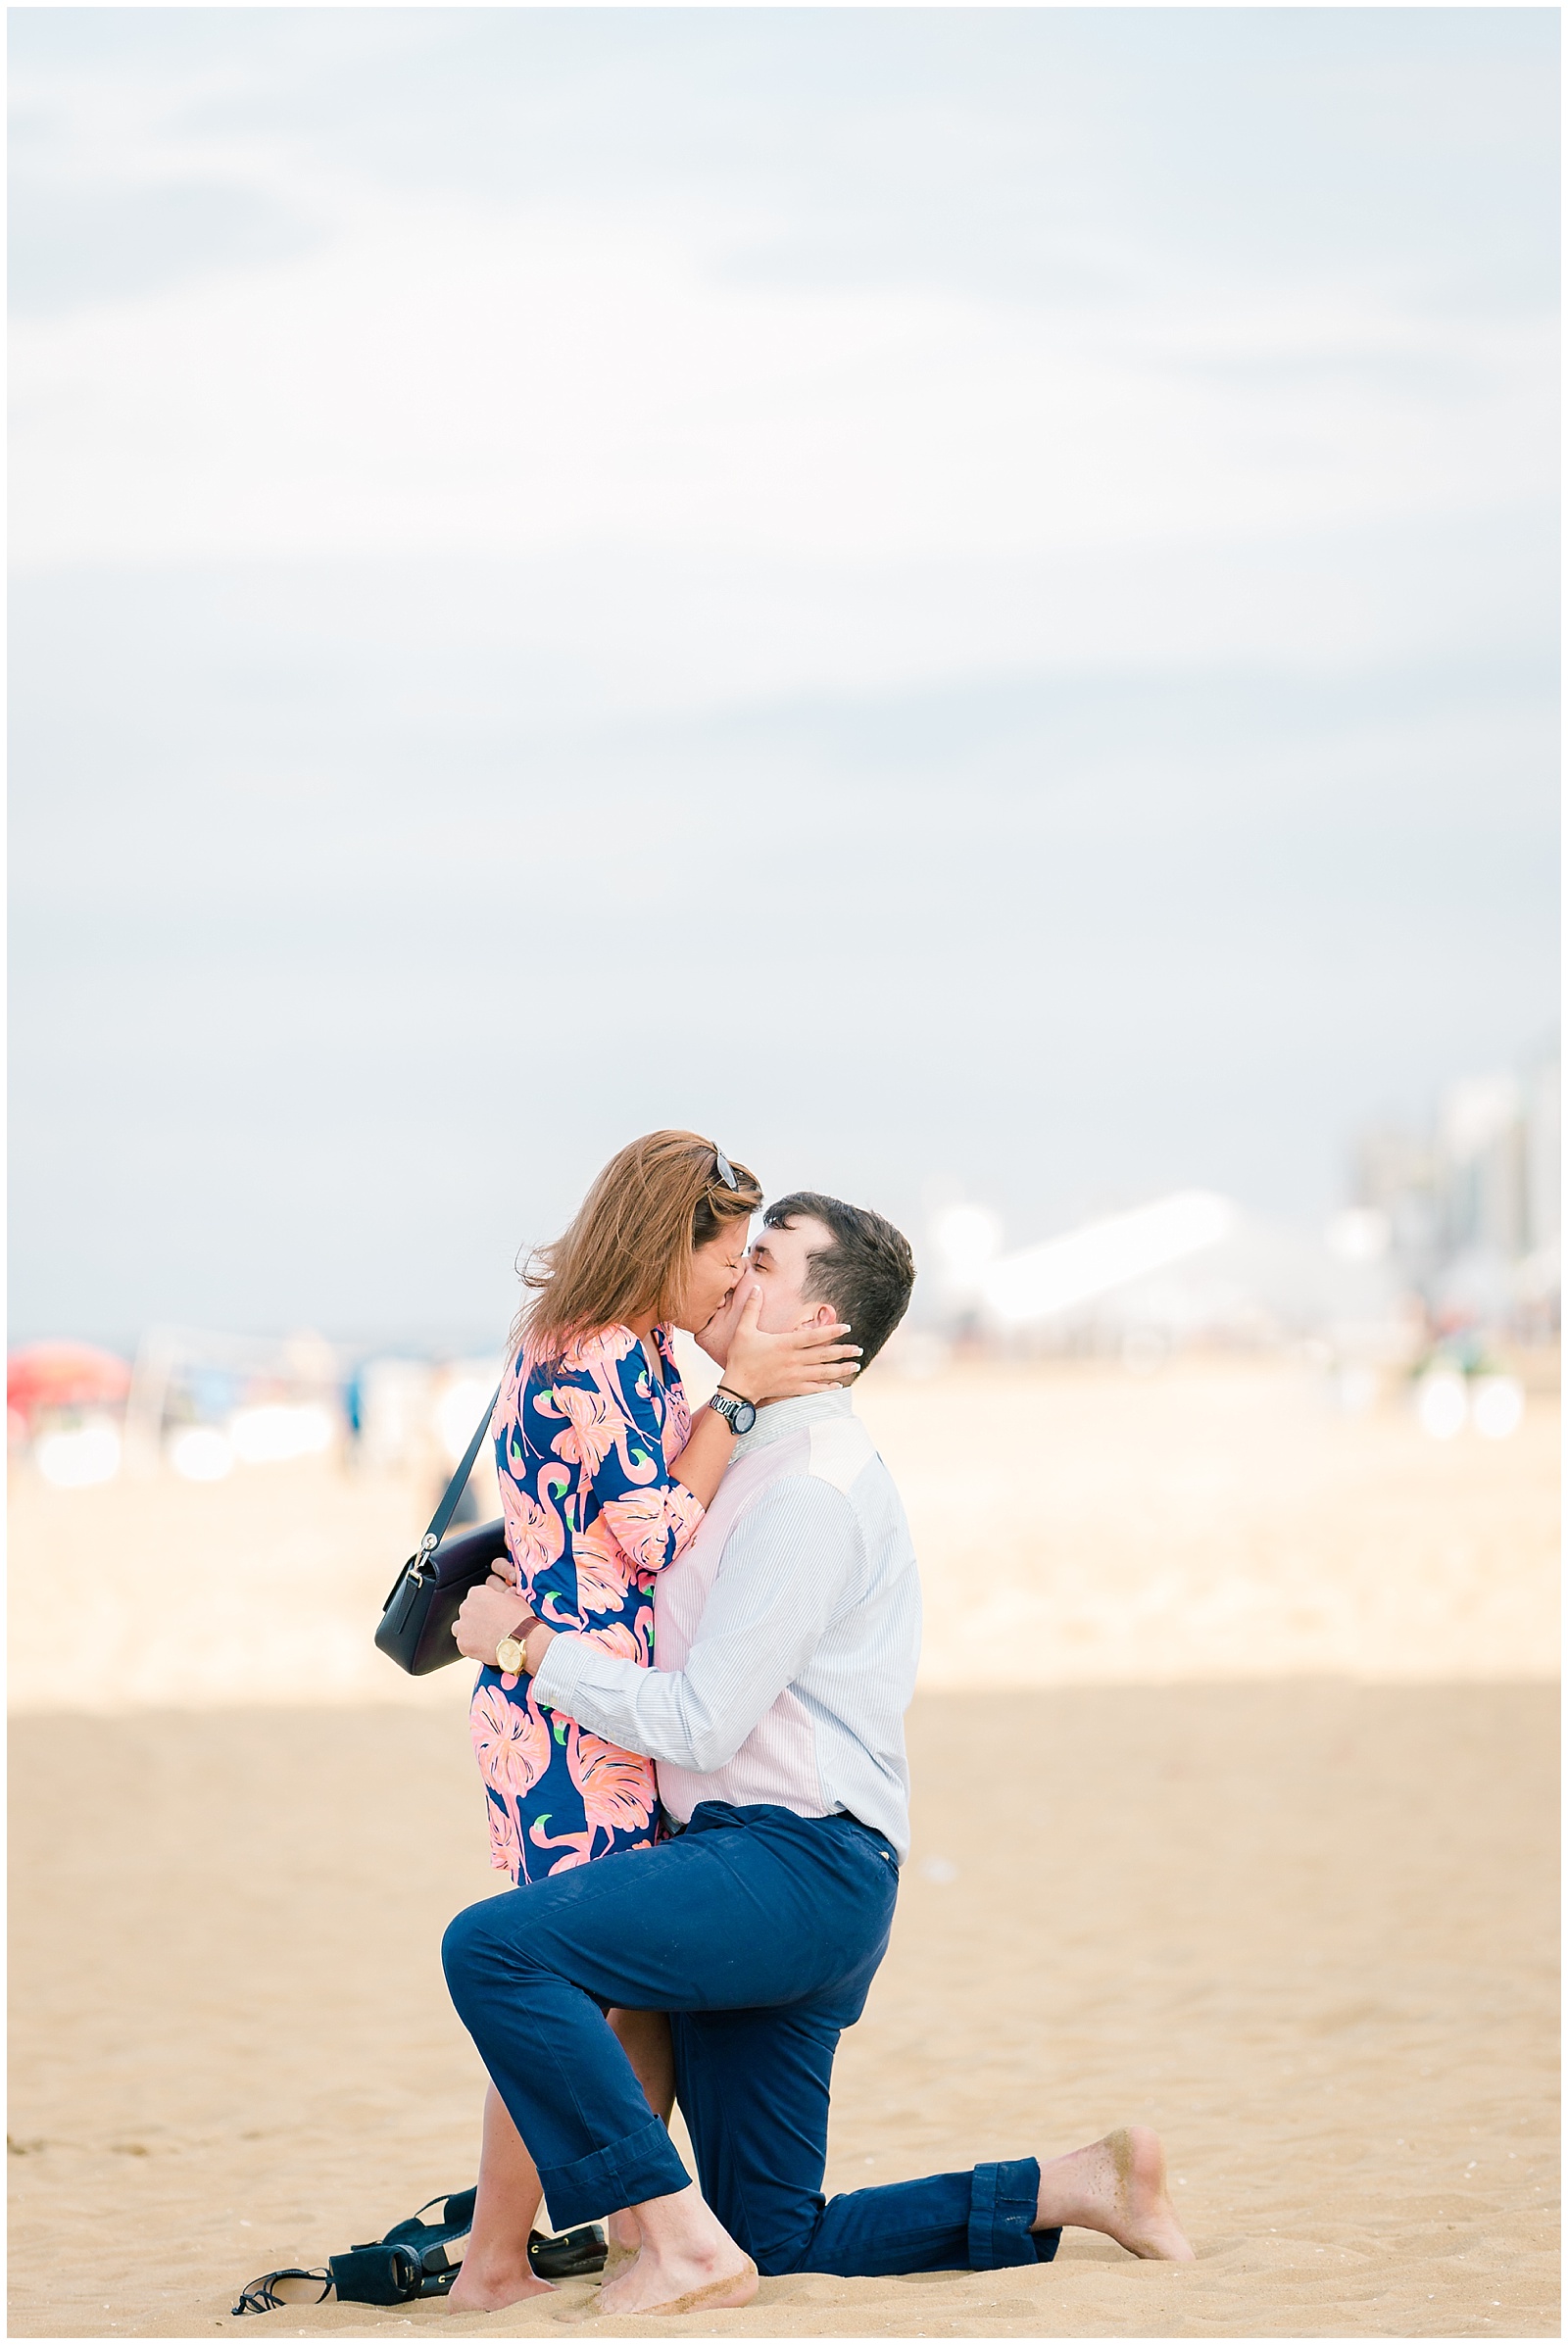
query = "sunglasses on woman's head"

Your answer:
(712, 1147), (739, 1191)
